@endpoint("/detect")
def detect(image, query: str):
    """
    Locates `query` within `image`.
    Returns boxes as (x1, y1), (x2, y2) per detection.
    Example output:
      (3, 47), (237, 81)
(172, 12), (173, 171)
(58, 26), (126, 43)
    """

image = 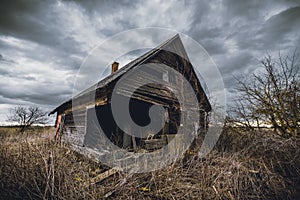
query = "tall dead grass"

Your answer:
(109, 129), (299, 199)
(0, 127), (299, 199)
(0, 127), (116, 199)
